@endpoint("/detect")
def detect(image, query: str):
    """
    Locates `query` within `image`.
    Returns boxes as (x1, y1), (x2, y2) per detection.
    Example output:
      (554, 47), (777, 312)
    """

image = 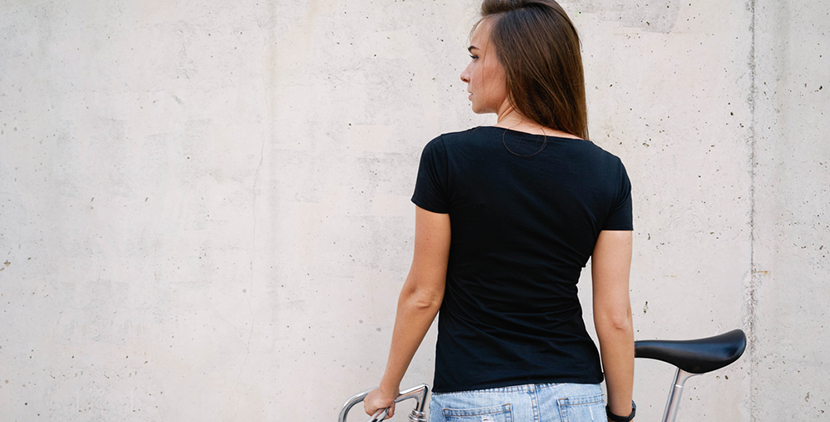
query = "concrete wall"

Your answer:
(751, 0), (830, 420)
(0, 0), (826, 421)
